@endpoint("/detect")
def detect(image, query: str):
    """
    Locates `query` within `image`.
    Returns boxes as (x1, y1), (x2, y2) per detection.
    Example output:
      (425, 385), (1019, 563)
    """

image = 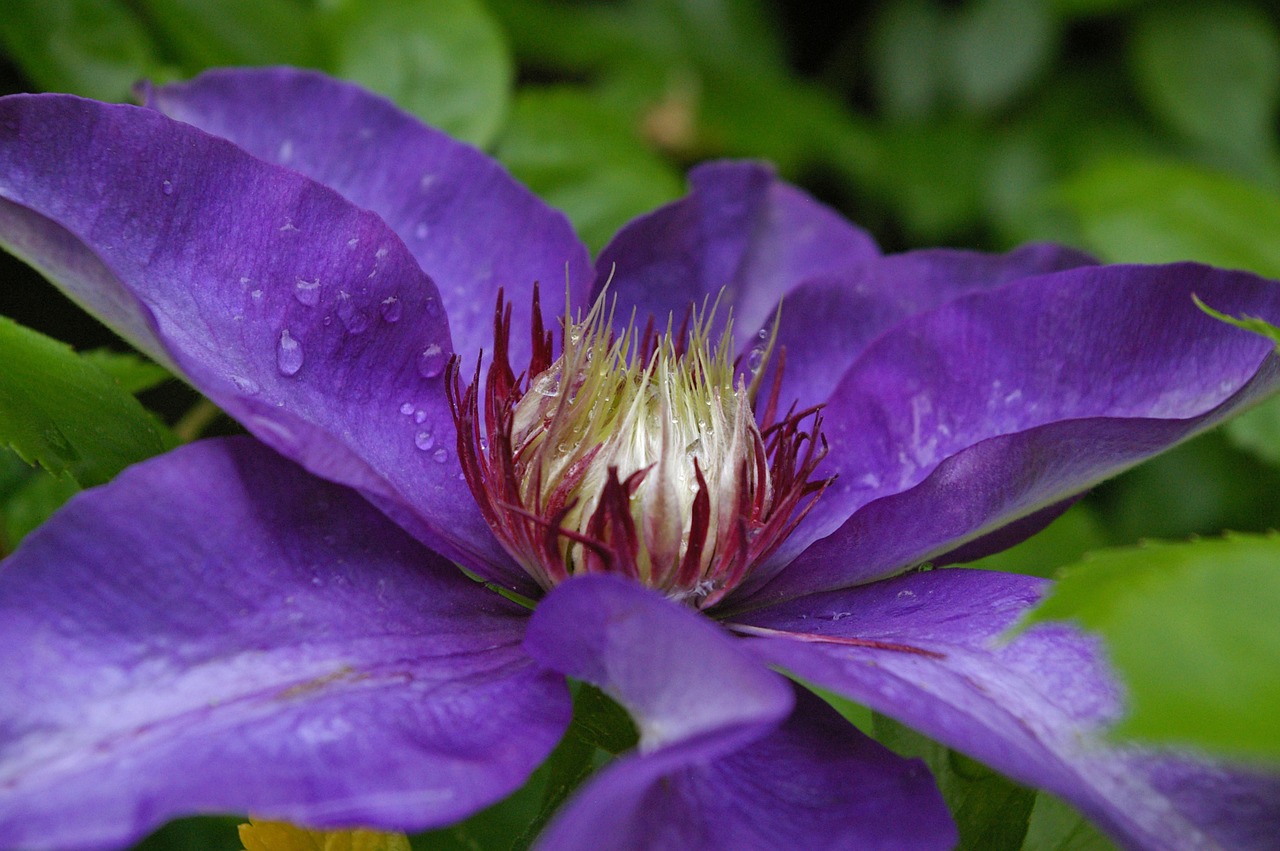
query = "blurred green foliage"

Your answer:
(2, 0), (1279, 848)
